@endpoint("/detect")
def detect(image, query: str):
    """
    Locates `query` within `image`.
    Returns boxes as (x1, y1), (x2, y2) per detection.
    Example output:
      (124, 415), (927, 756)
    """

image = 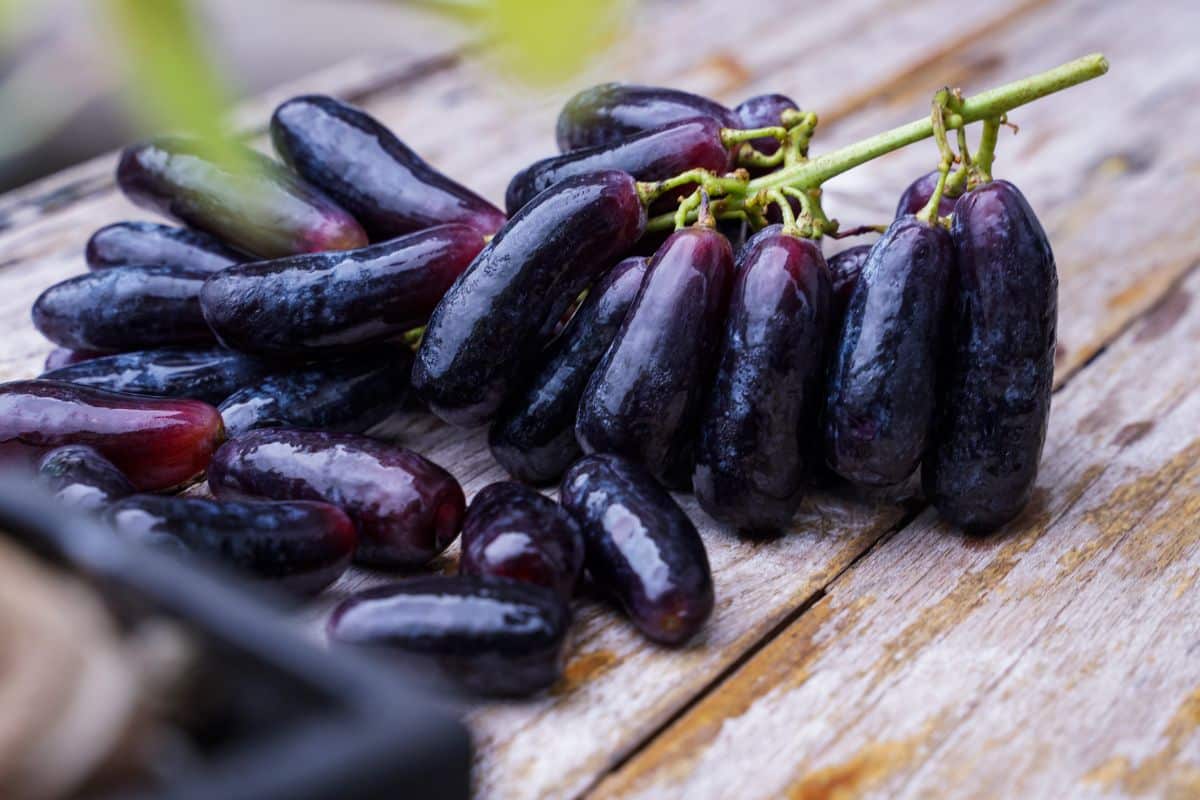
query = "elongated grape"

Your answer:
(42, 347), (273, 405)
(32, 267), (213, 352)
(507, 118), (730, 215)
(37, 445), (134, 512)
(460, 482), (584, 599)
(733, 93), (799, 156)
(824, 216), (954, 487)
(576, 226), (733, 488)
(328, 576), (569, 696)
(827, 244), (871, 326)
(219, 352), (412, 436)
(560, 454), (713, 645)
(895, 170), (960, 218)
(117, 137), (367, 258)
(271, 95), (506, 239)
(556, 83), (736, 151)
(413, 170), (646, 427)
(0, 380), (223, 491)
(107, 495), (356, 595)
(489, 256), (648, 484)
(201, 224), (483, 359)
(86, 221), (245, 273)
(43, 348), (103, 372)
(925, 180), (1056, 532)
(694, 227), (831, 532)
(209, 429), (464, 568)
